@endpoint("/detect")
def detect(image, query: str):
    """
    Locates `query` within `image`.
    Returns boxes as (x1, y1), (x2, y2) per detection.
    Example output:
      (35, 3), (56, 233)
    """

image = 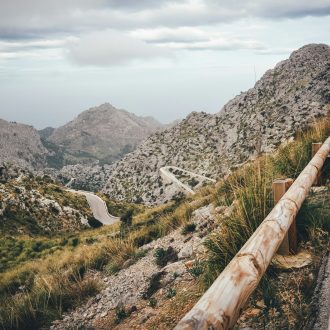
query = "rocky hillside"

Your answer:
(46, 103), (165, 166)
(58, 163), (112, 192)
(103, 44), (330, 204)
(0, 119), (49, 171)
(0, 164), (92, 236)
